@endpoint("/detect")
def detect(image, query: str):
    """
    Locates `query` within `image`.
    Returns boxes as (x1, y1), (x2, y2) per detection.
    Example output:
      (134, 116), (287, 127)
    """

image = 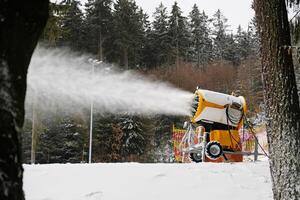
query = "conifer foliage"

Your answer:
(84, 0), (113, 60)
(189, 5), (212, 68)
(60, 0), (83, 51)
(41, 0), (259, 69)
(37, 116), (86, 163)
(167, 2), (190, 65)
(118, 115), (145, 157)
(150, 3), (170, 67)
